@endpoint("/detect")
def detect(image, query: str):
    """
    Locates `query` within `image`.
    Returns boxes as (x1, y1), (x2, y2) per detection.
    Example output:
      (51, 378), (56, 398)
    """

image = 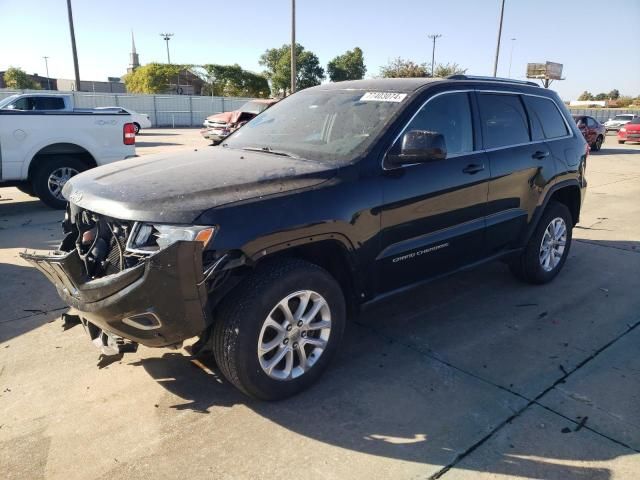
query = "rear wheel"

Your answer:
(591, 135), (603, 151)
(510, 201), (573, 284)
(212, 258), (346, 400)
(618, 140), (625, 144)
(133, 123), (141, 134)
(32, 156), (87, 209)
